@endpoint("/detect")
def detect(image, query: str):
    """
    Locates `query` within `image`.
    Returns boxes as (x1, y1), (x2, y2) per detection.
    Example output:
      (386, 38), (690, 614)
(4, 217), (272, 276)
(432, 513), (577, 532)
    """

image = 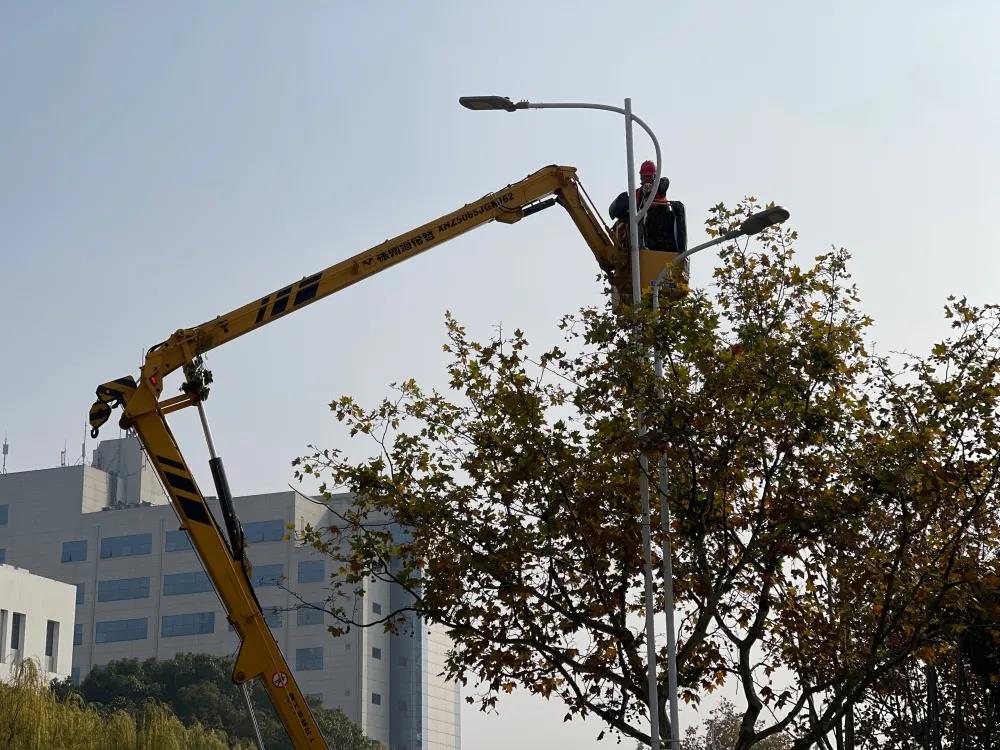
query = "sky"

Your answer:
(1, 2), (998, 747)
